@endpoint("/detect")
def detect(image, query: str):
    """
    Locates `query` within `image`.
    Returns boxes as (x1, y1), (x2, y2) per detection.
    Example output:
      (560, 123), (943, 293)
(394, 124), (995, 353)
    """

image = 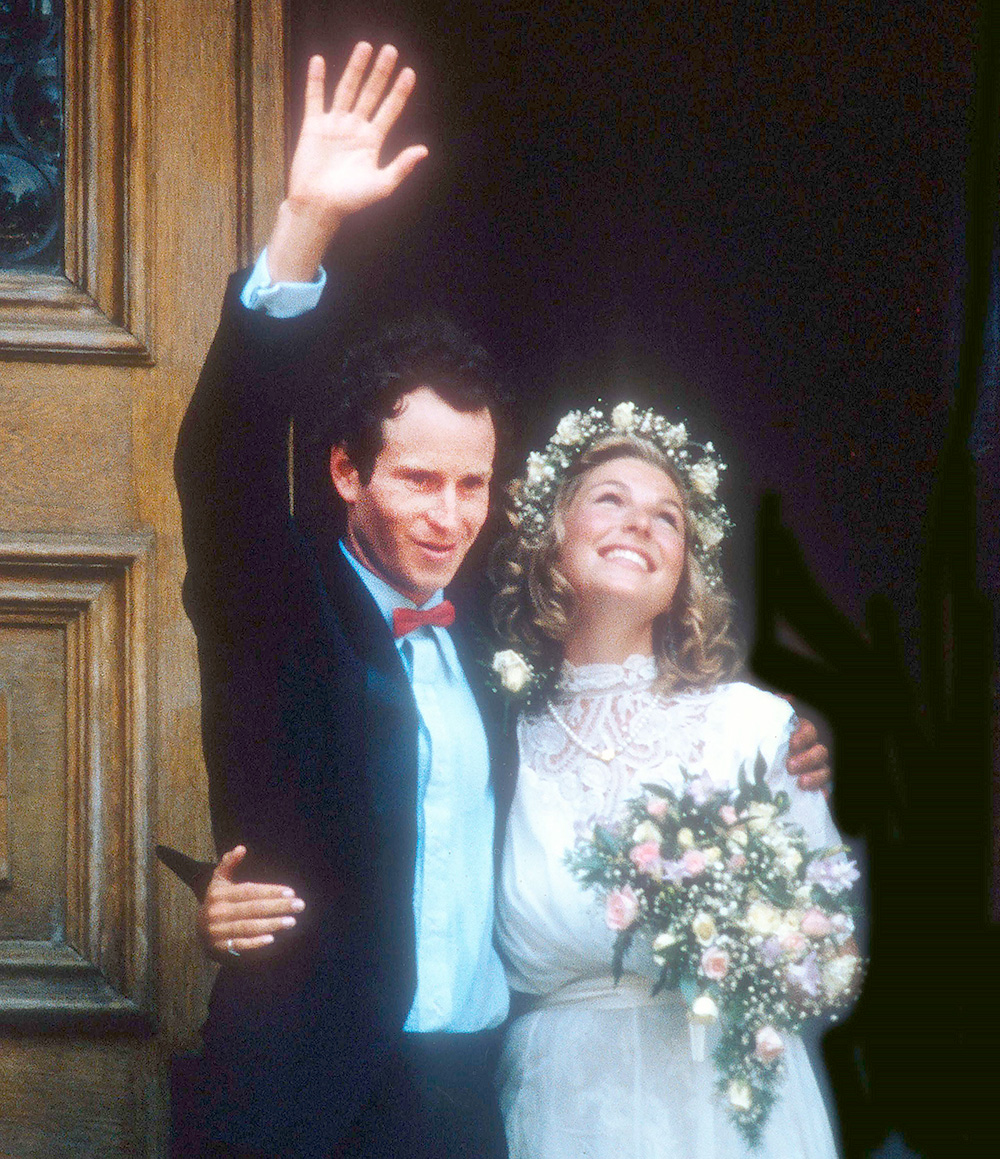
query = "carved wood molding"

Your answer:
(0, 531), (155, 1029)
(0, 688), (8, 885)
(0, 0), (286, 363)
(0, 0), (153, 363)
(236, 0), (288, 266)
